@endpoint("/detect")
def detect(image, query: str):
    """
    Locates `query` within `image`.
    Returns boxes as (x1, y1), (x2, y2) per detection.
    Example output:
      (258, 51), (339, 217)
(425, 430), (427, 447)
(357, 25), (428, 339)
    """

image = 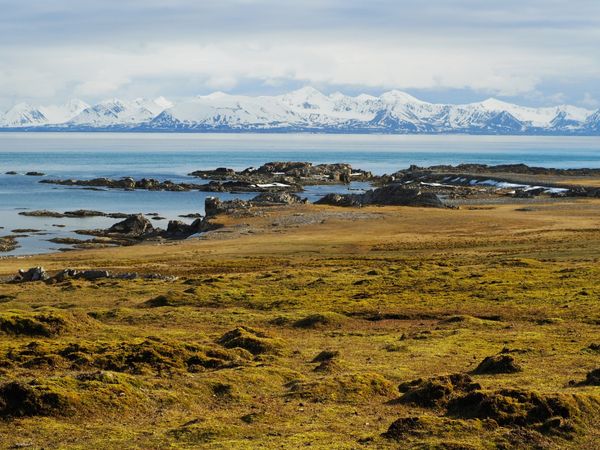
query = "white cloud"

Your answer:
(0, 1), (599, 108)
(580, 92), (599, 109)
(1, 37), (596, 105)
